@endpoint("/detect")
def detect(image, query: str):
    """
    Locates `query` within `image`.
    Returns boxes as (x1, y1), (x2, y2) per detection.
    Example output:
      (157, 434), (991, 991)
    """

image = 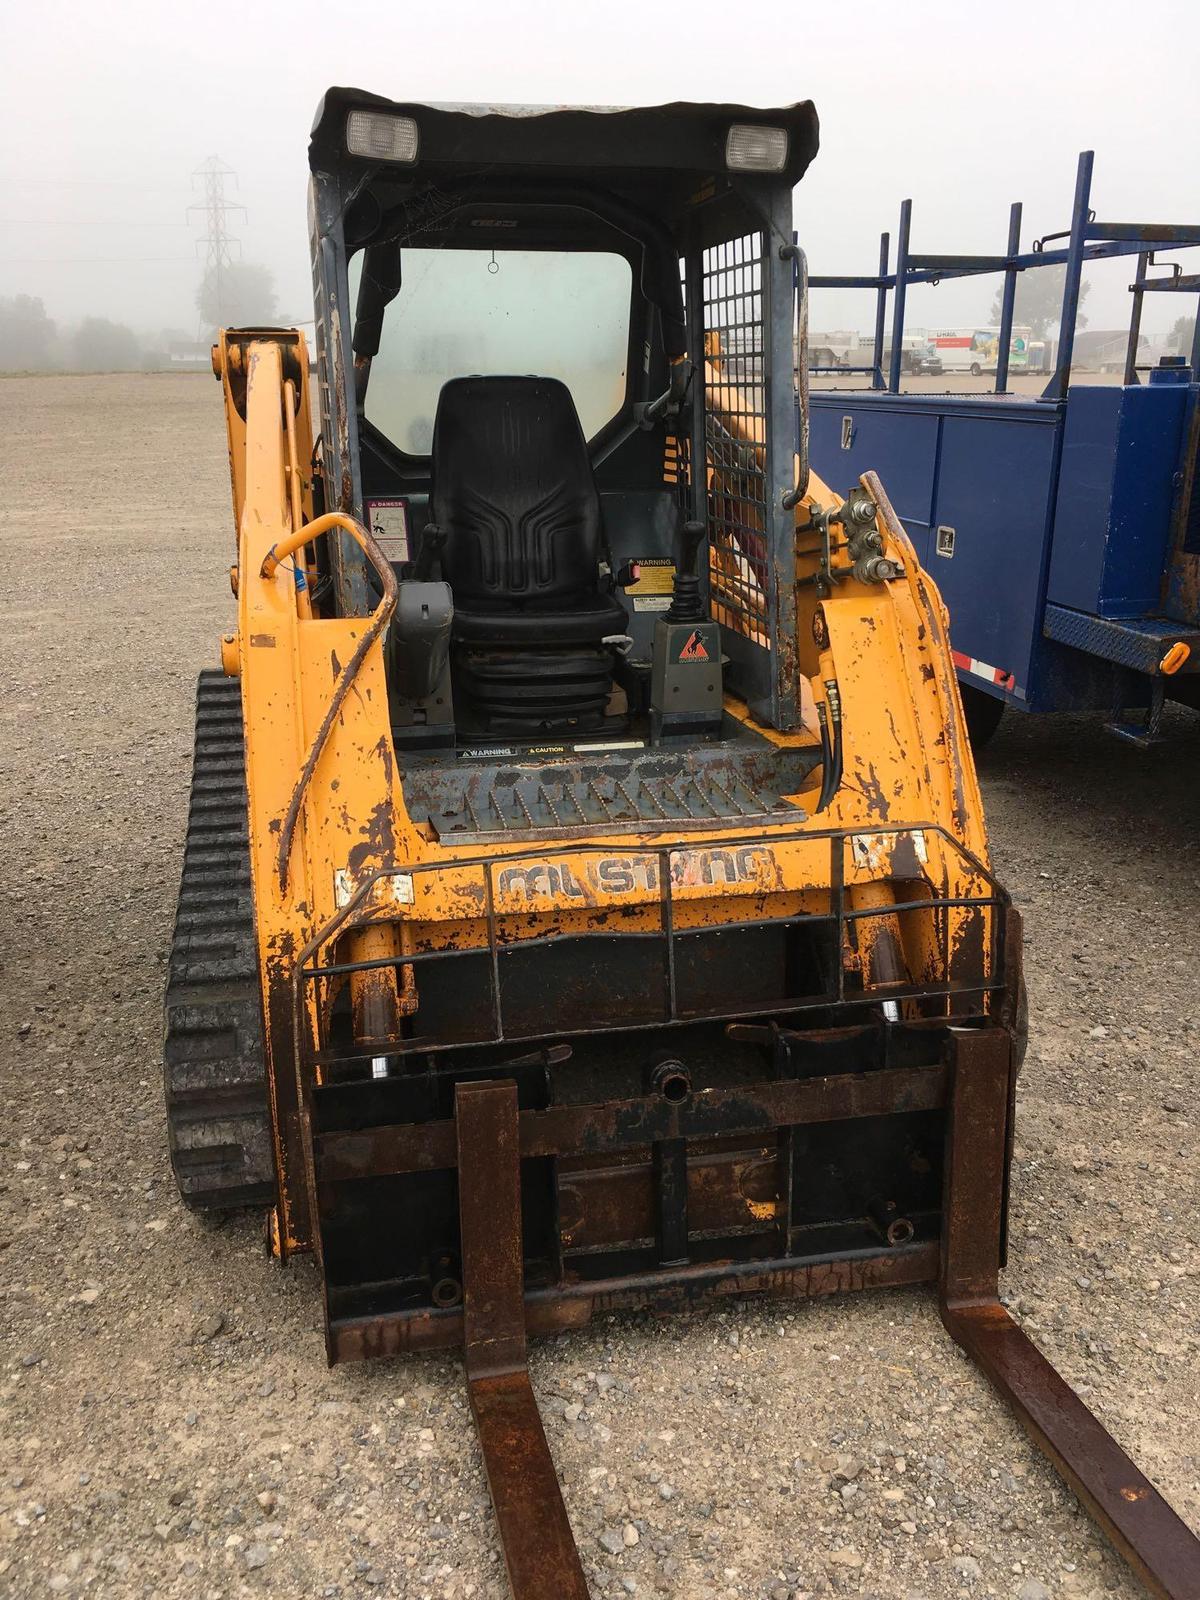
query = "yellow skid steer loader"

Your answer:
(164, 91), (1200, 1599)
